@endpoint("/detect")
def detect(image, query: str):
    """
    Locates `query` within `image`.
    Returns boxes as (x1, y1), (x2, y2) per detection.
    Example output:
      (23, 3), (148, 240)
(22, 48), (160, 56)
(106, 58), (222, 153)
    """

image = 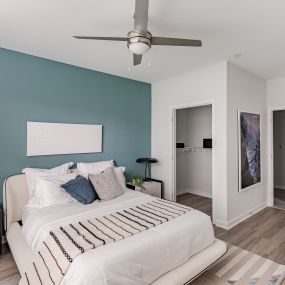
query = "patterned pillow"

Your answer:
(89, 167), (124, 201)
